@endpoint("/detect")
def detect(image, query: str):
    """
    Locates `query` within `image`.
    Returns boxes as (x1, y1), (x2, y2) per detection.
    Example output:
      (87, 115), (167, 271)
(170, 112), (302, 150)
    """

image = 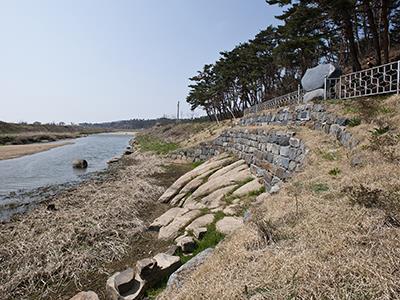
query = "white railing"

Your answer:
(244, 87), (303, 115)
(244, 60), (400, 116)
(326, 60), (400, 100)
